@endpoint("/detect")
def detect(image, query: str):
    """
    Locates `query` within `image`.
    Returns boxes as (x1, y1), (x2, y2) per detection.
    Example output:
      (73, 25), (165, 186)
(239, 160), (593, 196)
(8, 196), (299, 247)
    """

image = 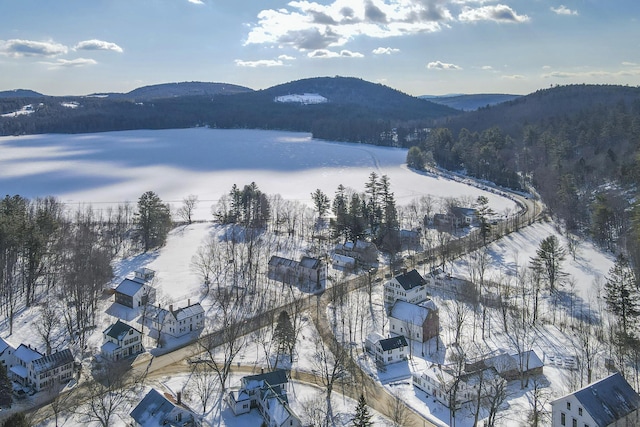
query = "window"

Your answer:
(567, 402), (571, 410)
(561, 413), (566, 426)
(572, 419), (577, 427)
(578, 408), (582, 416)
